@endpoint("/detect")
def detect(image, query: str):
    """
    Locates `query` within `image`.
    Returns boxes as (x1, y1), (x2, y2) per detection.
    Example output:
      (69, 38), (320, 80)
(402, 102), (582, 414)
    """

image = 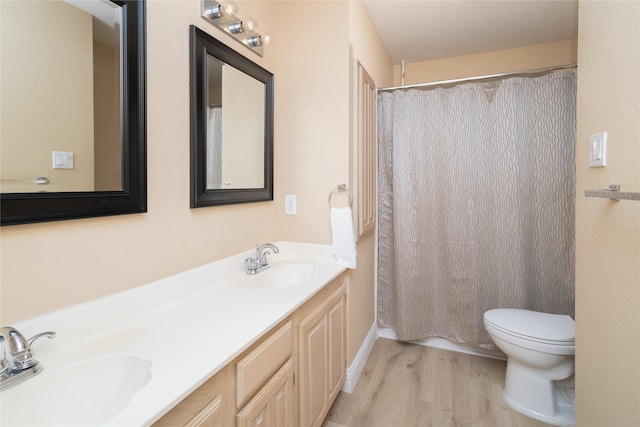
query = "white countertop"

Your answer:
(2, 242), (346, 426)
